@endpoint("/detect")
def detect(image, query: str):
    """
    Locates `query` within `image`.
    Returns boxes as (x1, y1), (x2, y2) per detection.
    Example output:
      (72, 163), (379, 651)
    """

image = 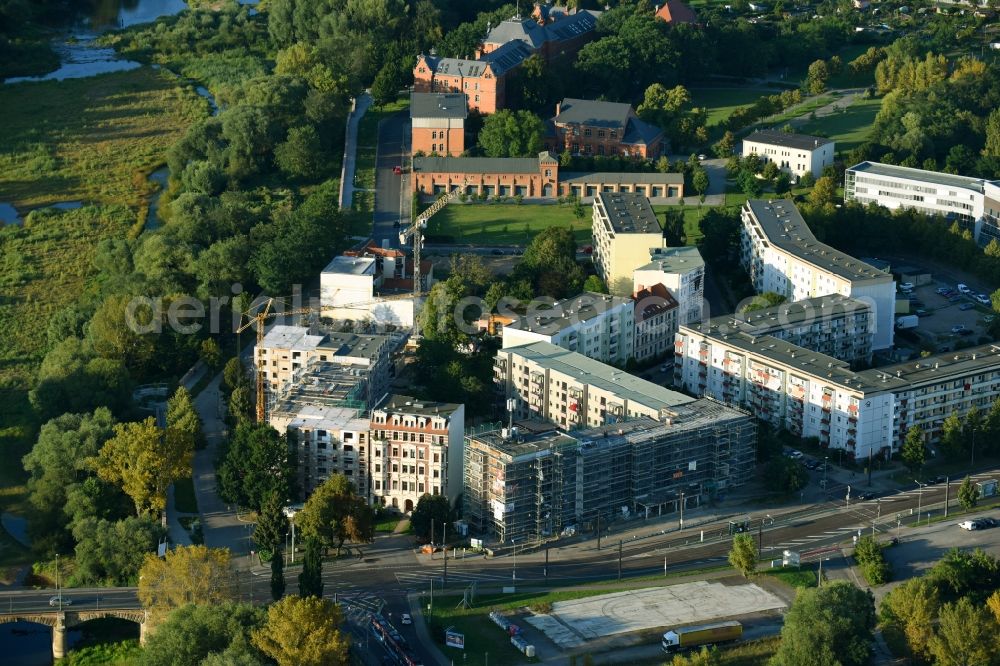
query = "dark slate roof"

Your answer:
(480, 40), (535, 76)
(622, 116), (664, 146)
(545, 10), (600, 42)
(554, 98), (632, 129)
(744, 129), (833, 151)
(561, 171), (683, 184)
(484, 10), (600, 48)
(414, 154), (545, 174)
(430, 56), (489, 77)
(410, 93), (468, 120)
